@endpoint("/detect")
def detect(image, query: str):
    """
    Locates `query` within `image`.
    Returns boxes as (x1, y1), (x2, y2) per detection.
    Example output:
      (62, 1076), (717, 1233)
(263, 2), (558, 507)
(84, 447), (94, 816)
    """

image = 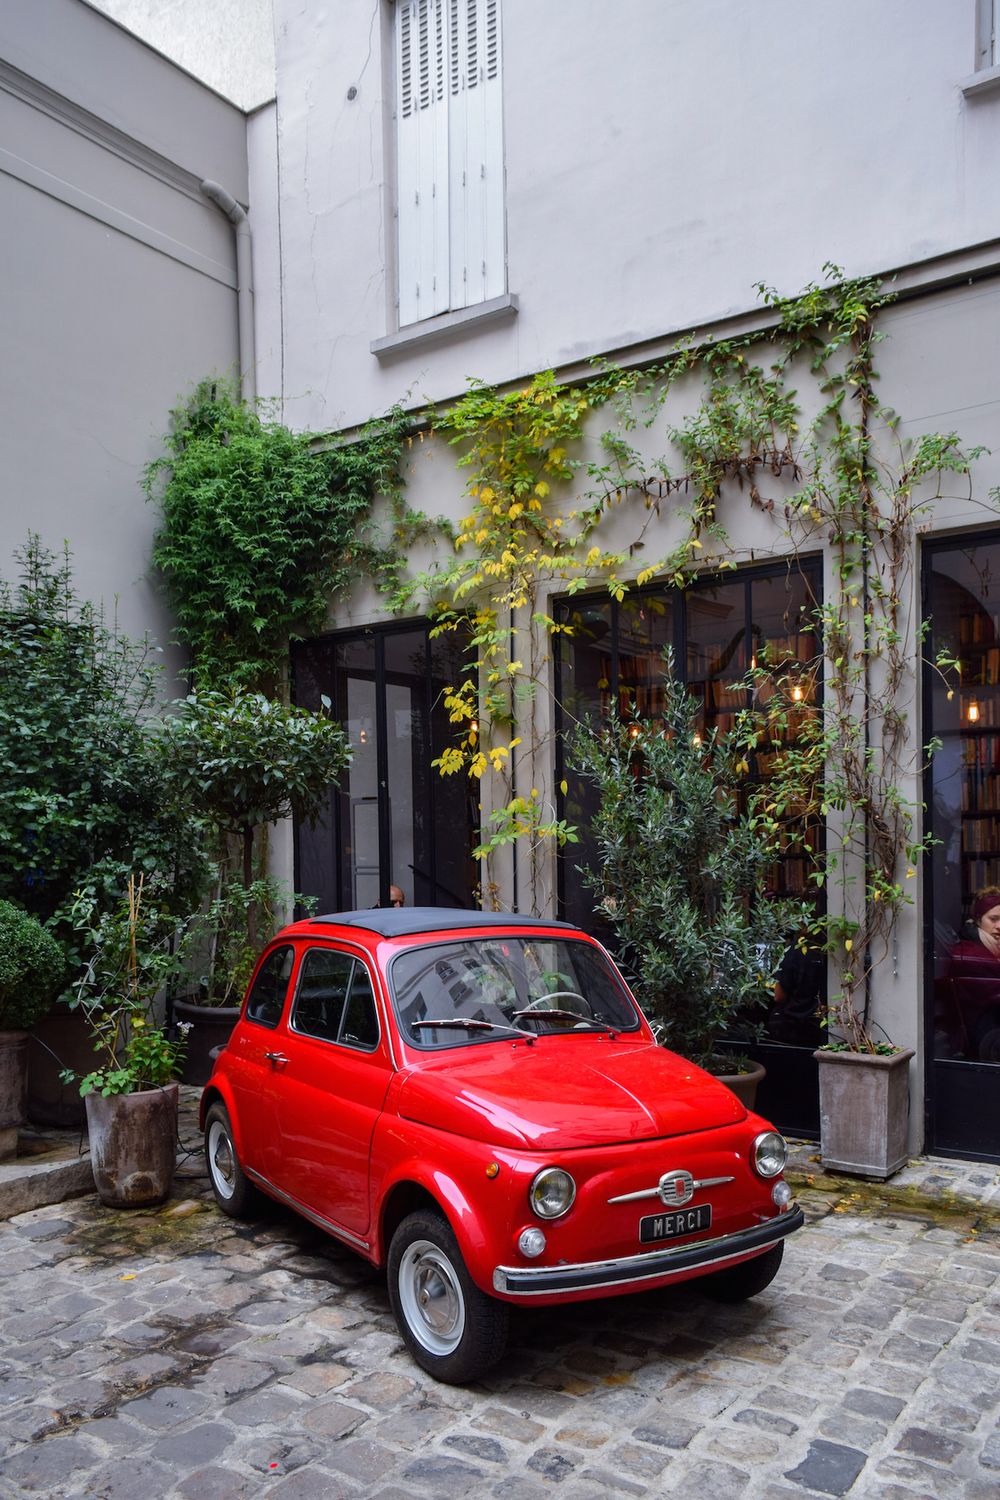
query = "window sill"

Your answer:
(962, 64), (1000, 98)
(371, 293), (519, 360)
